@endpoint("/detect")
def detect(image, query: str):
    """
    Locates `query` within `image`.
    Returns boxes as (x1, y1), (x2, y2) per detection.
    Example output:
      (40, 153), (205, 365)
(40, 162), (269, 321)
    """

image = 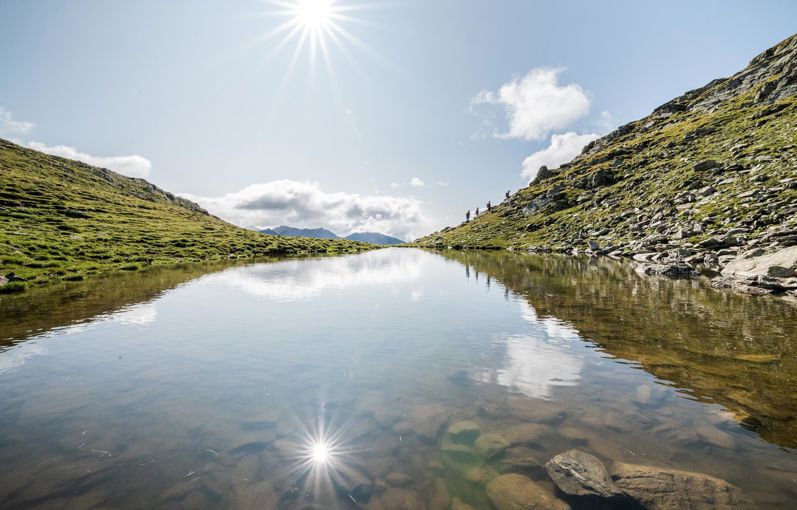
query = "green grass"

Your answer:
(0, 139), (373, 291)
